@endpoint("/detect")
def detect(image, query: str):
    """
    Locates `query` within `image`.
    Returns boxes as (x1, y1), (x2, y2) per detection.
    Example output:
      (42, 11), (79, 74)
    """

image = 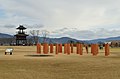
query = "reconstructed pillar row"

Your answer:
(36, 43), (110, 56)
